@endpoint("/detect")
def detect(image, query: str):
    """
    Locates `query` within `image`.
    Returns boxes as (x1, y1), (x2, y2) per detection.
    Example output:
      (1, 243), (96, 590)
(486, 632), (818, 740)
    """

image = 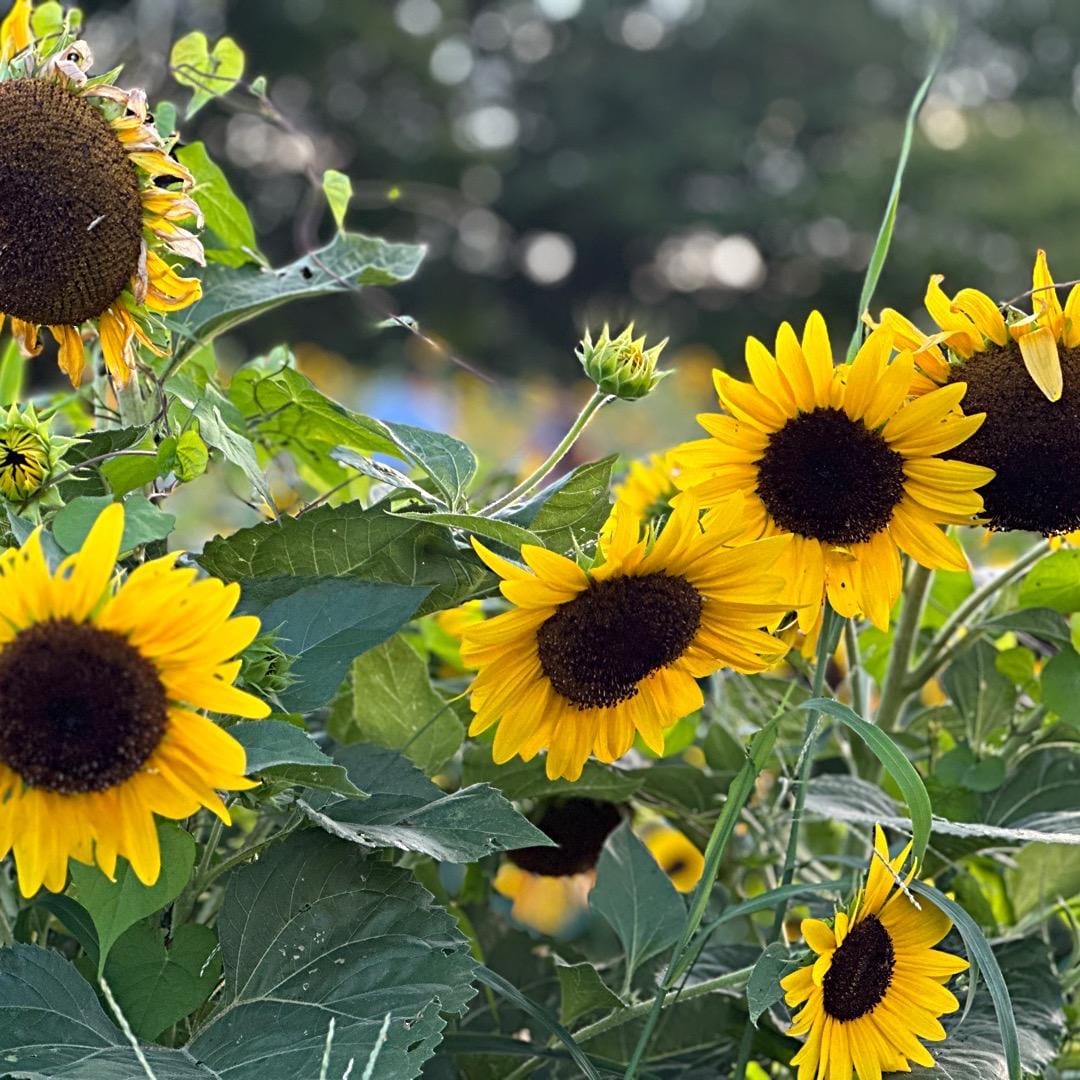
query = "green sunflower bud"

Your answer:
(237, 631), (296, 710)
(0, 403), (76, 502)
(576, 323), (670, 401)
